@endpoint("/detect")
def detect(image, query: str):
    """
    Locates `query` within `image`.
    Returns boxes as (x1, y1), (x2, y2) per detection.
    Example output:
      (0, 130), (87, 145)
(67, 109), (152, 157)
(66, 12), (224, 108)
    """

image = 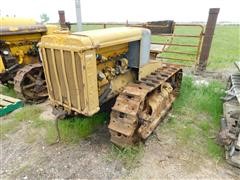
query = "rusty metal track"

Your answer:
(108, 63), (182, 147)
(14, 63), (48, 103)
